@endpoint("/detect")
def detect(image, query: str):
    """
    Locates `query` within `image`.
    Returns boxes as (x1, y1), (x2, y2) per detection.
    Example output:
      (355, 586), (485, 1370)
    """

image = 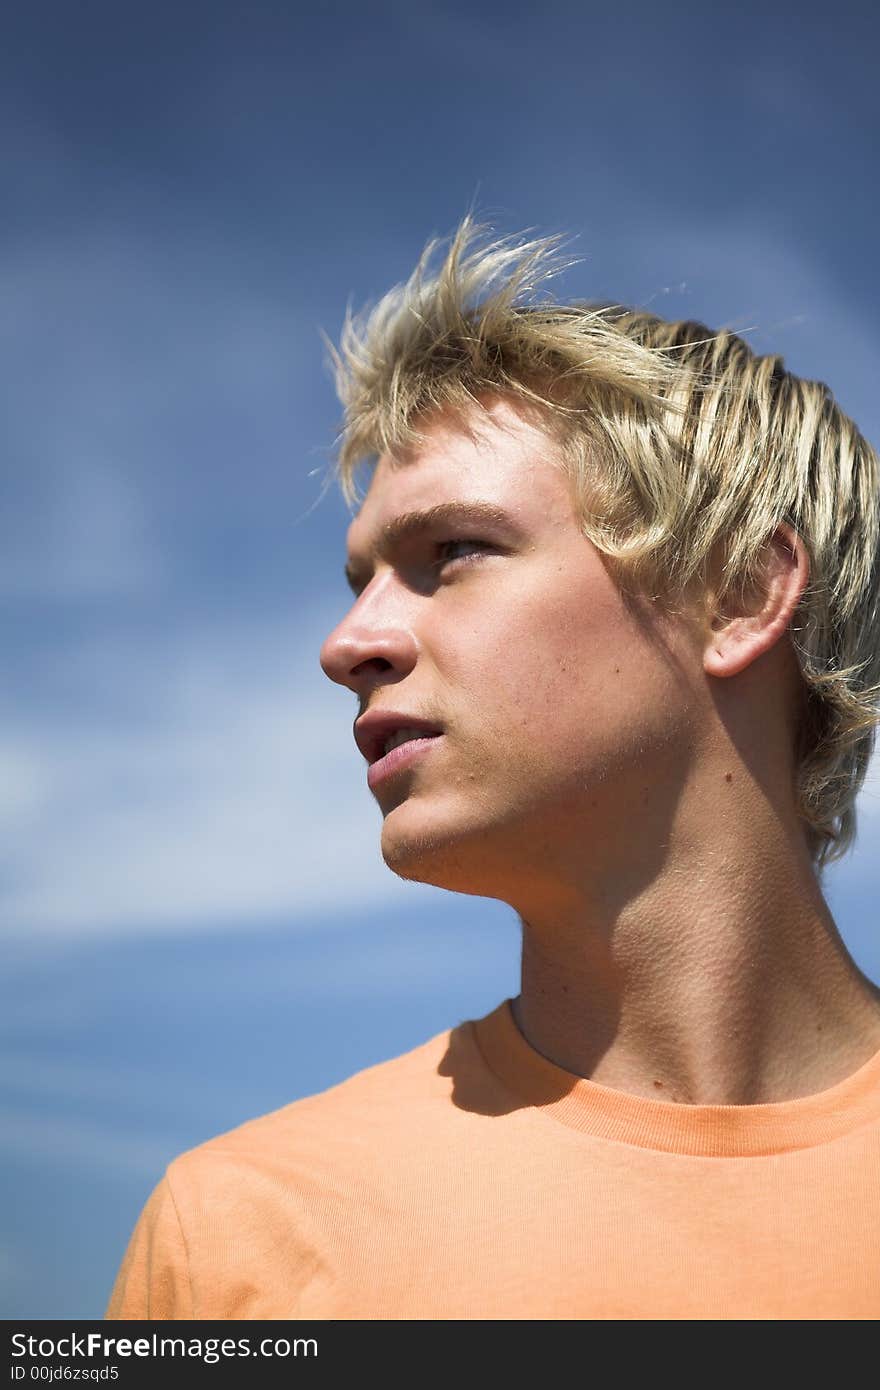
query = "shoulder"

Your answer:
(107, 1010), (509, 1318)
(164, 1013), (482, 1200)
